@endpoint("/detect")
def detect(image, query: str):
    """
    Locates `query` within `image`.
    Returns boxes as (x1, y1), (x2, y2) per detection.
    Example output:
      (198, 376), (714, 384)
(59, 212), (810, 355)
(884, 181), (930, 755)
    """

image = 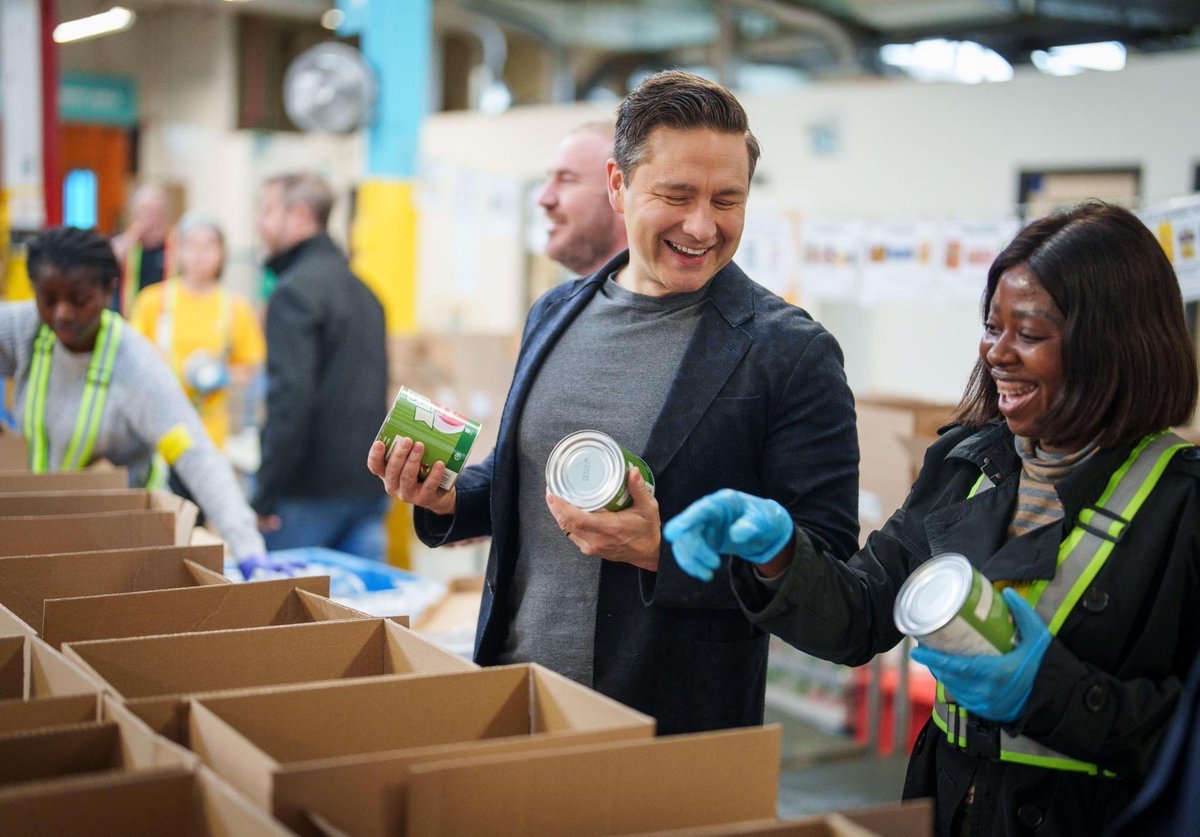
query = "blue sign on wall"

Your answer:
(60, 71), (138, 127)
